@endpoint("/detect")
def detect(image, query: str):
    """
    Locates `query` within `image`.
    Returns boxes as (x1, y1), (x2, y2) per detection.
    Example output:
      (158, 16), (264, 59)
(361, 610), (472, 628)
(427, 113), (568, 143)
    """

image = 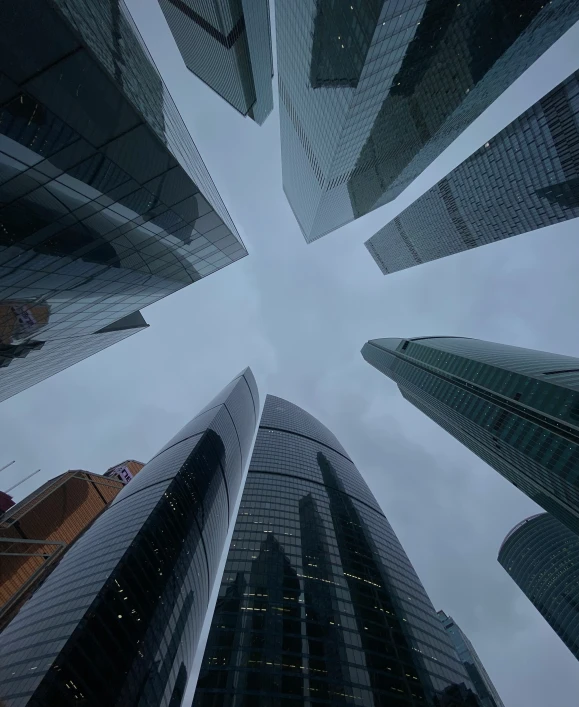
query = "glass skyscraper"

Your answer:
(0, 0), (246, 403)
(366, 70), (579, 275)
(362, 337), (579, 536)
(437, 611), (504, 707)
(193, 395), (479, 706)
(0, 368), (259, 707)
(276, 0), (579, 242)
(158, 0), (274, 124)
(499, 513), (579, 661)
